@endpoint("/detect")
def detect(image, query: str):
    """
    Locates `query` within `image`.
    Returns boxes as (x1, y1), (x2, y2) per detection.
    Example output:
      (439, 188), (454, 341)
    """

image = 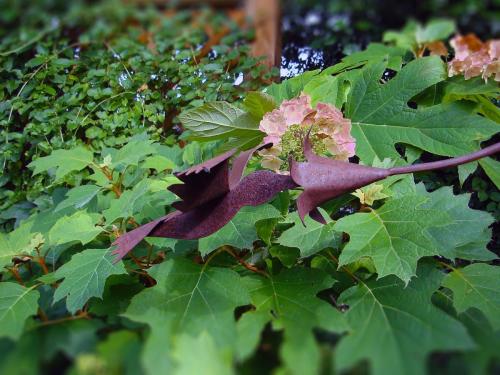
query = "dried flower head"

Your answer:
(258, 94), (356, 173)
(448, 34), (500, 82)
